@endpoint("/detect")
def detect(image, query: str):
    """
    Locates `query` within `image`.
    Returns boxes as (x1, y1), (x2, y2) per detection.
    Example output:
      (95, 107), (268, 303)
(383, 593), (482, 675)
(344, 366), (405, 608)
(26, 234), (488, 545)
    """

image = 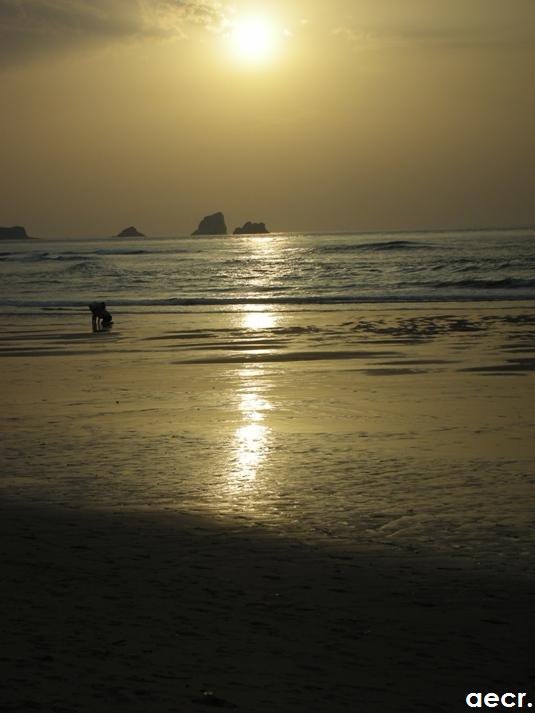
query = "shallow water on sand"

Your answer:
(1, 305), (534, 569)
